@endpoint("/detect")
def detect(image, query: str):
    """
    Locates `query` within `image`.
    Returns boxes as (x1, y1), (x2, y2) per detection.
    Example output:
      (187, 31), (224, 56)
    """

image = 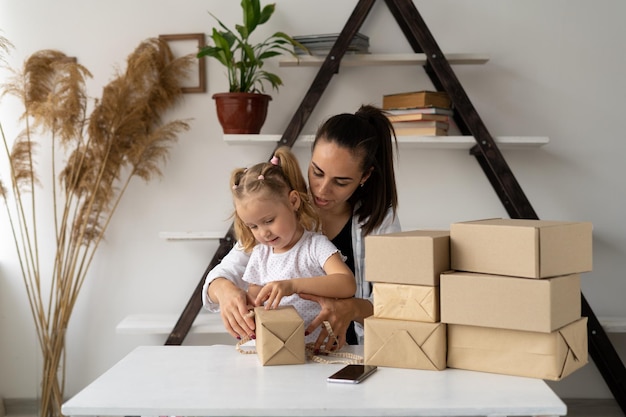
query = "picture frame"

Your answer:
(159, 33), (206, 94)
